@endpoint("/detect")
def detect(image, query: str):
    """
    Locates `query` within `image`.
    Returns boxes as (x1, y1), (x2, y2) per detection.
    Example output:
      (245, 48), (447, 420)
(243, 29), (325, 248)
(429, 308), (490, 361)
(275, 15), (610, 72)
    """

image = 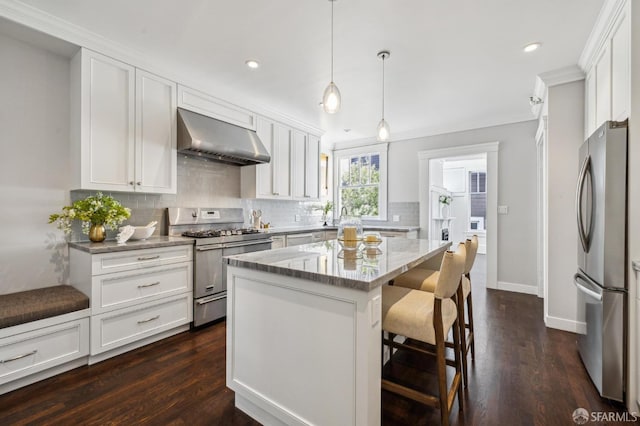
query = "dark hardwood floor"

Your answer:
(0, 255), (631, 425)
